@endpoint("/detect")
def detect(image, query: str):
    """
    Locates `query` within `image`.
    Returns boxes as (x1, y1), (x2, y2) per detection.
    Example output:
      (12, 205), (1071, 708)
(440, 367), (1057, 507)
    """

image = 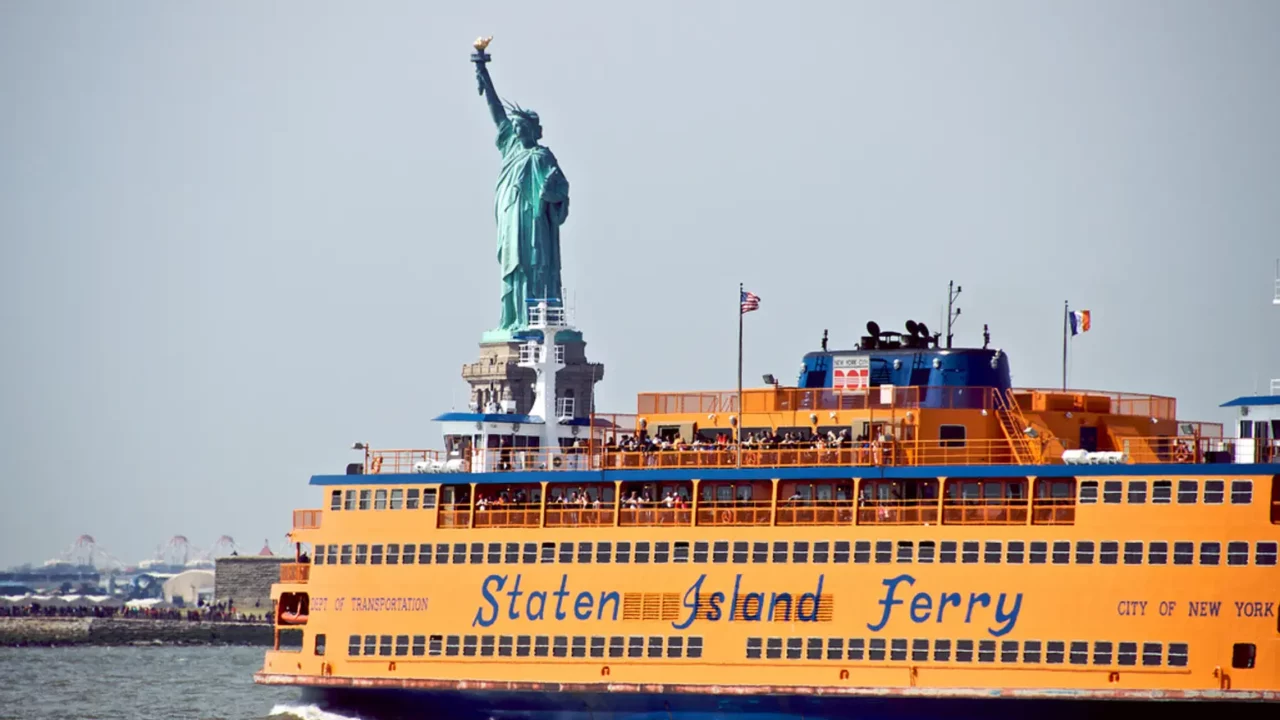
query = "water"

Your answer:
(0, 647), (314, 720)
